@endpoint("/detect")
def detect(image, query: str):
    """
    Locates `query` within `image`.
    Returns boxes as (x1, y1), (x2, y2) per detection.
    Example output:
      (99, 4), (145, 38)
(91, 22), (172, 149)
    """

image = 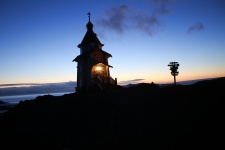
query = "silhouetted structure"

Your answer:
(73, 12), (117, 92)
(168, 62), (179, 86)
